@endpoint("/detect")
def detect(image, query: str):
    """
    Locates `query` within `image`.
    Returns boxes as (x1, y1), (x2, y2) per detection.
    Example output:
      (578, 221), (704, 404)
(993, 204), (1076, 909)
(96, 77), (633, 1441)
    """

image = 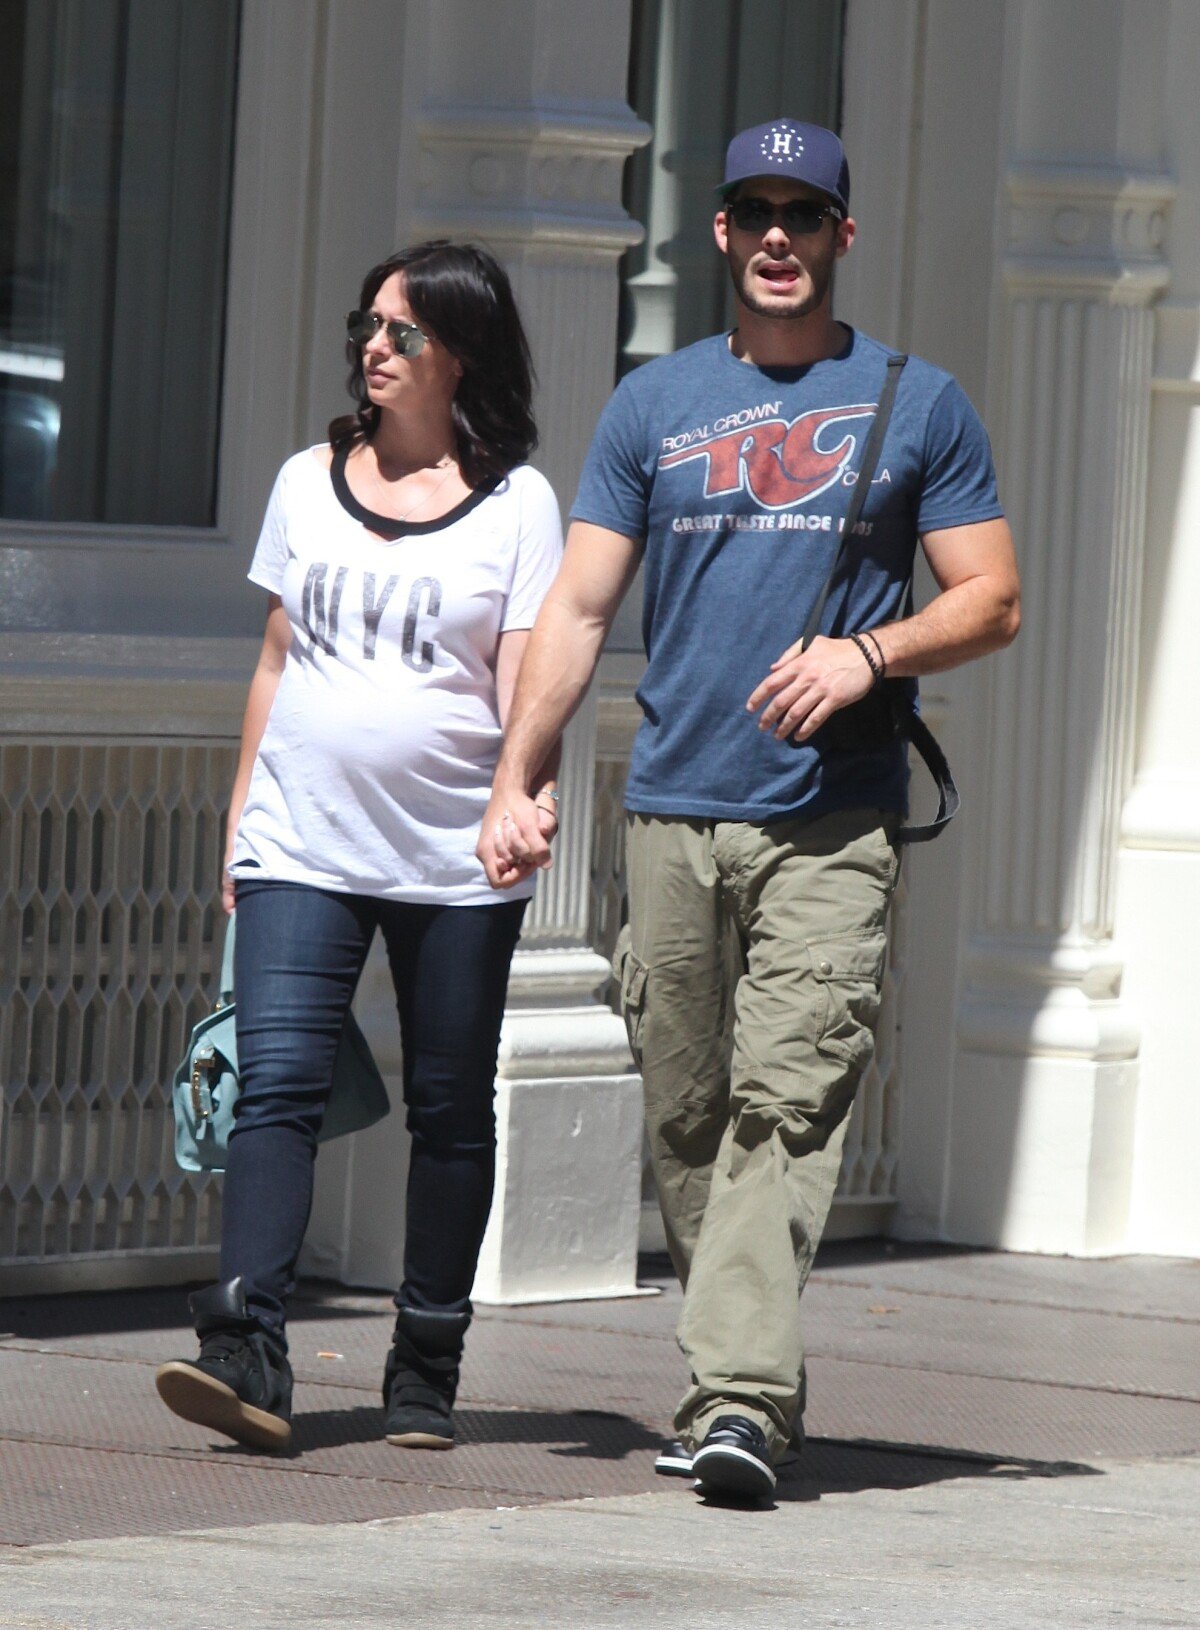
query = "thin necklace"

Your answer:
(366, 447), (458, 523)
